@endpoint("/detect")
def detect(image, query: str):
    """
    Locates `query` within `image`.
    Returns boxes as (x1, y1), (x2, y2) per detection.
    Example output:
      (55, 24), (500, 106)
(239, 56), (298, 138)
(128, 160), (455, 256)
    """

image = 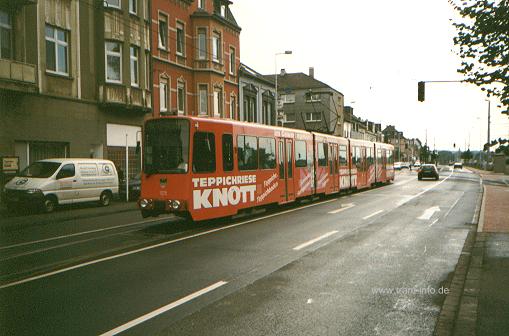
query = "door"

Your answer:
(278, 139), (295, 202)
(55, 163), (78, 203)
(329, 144), (339, 192)
(358, 147), (367, 188)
